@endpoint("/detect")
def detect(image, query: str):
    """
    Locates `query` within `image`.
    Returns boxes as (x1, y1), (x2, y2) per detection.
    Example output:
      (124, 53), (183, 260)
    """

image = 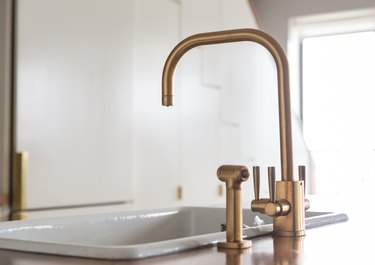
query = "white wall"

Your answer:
(132, 0), (181, 208)
(6, 0), (310, 216)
